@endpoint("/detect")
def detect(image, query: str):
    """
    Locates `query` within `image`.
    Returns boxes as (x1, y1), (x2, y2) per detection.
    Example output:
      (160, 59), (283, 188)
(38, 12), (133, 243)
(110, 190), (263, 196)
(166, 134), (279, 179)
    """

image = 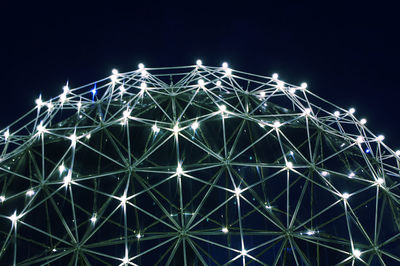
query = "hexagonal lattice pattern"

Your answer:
(1, 63), (400, 265)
